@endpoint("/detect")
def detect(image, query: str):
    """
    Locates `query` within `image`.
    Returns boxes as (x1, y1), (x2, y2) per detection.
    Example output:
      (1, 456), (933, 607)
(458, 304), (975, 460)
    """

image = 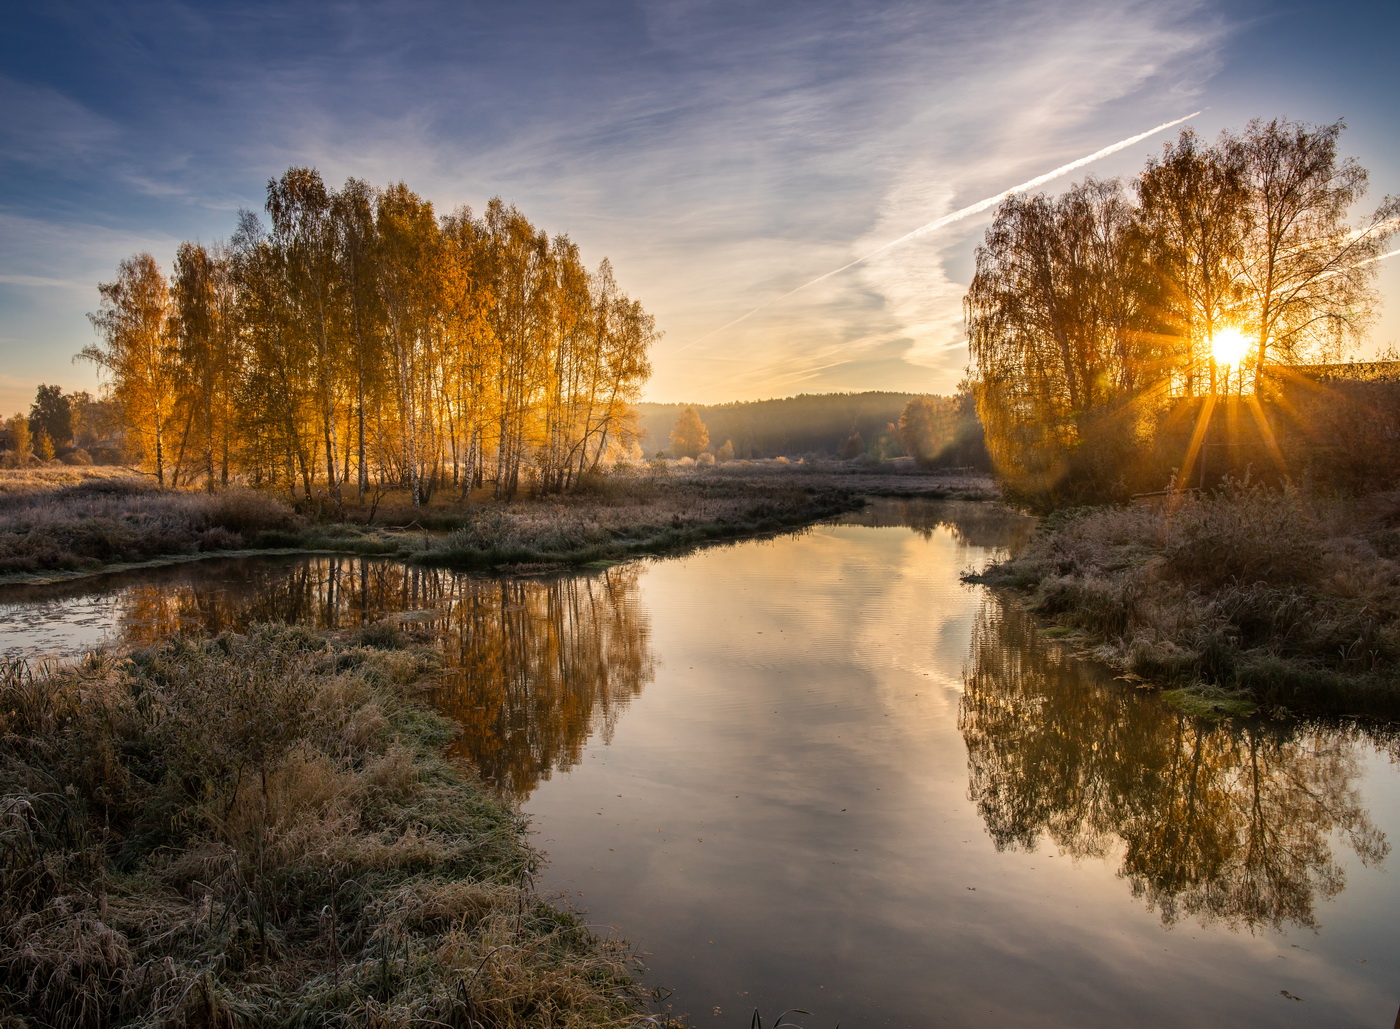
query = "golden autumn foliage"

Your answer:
(84, 169), (657, 503)
(667, 405), (709, 459)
